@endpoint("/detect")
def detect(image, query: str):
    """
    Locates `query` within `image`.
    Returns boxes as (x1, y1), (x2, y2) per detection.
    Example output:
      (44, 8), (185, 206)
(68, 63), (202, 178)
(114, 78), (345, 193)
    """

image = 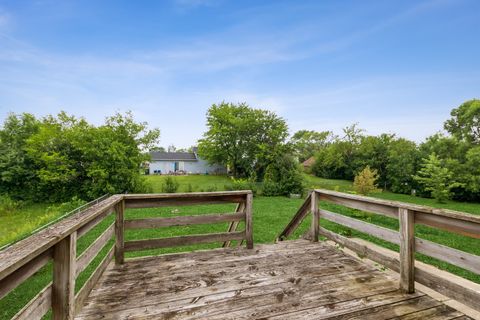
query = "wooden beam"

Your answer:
(0, 248), (52, 300)
(311, 191), (319, 242)
(52, 232), (76, 320)
(318, 193), (398, 219)
(125, 212), (246, 229)
(415, 211), (480, 239)
(0, 195), (122, 283)
(245, 193), (254, 249)
(76, 223), (114, 276)
(76, 209), (113, 239)
(319, 209), (400, 245)
(399, 208), (415, 293)
(124, 197), (246, 209)
(124, 231), (246, 252)
(75, 246), (114, 314)
(277, 193), (311, 241)
(114, 200), (125, 265)
(12, 283), (52, 320)
(319, 228), (480, 312)
(223, 202), (246, 247)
